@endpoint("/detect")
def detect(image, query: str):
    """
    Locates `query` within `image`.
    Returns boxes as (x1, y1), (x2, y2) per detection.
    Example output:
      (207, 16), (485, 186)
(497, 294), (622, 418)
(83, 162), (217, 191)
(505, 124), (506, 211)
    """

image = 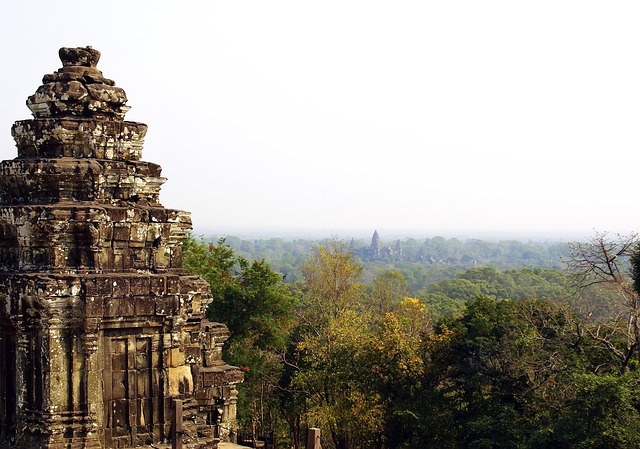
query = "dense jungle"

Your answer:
(183, 231), (640, 449)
